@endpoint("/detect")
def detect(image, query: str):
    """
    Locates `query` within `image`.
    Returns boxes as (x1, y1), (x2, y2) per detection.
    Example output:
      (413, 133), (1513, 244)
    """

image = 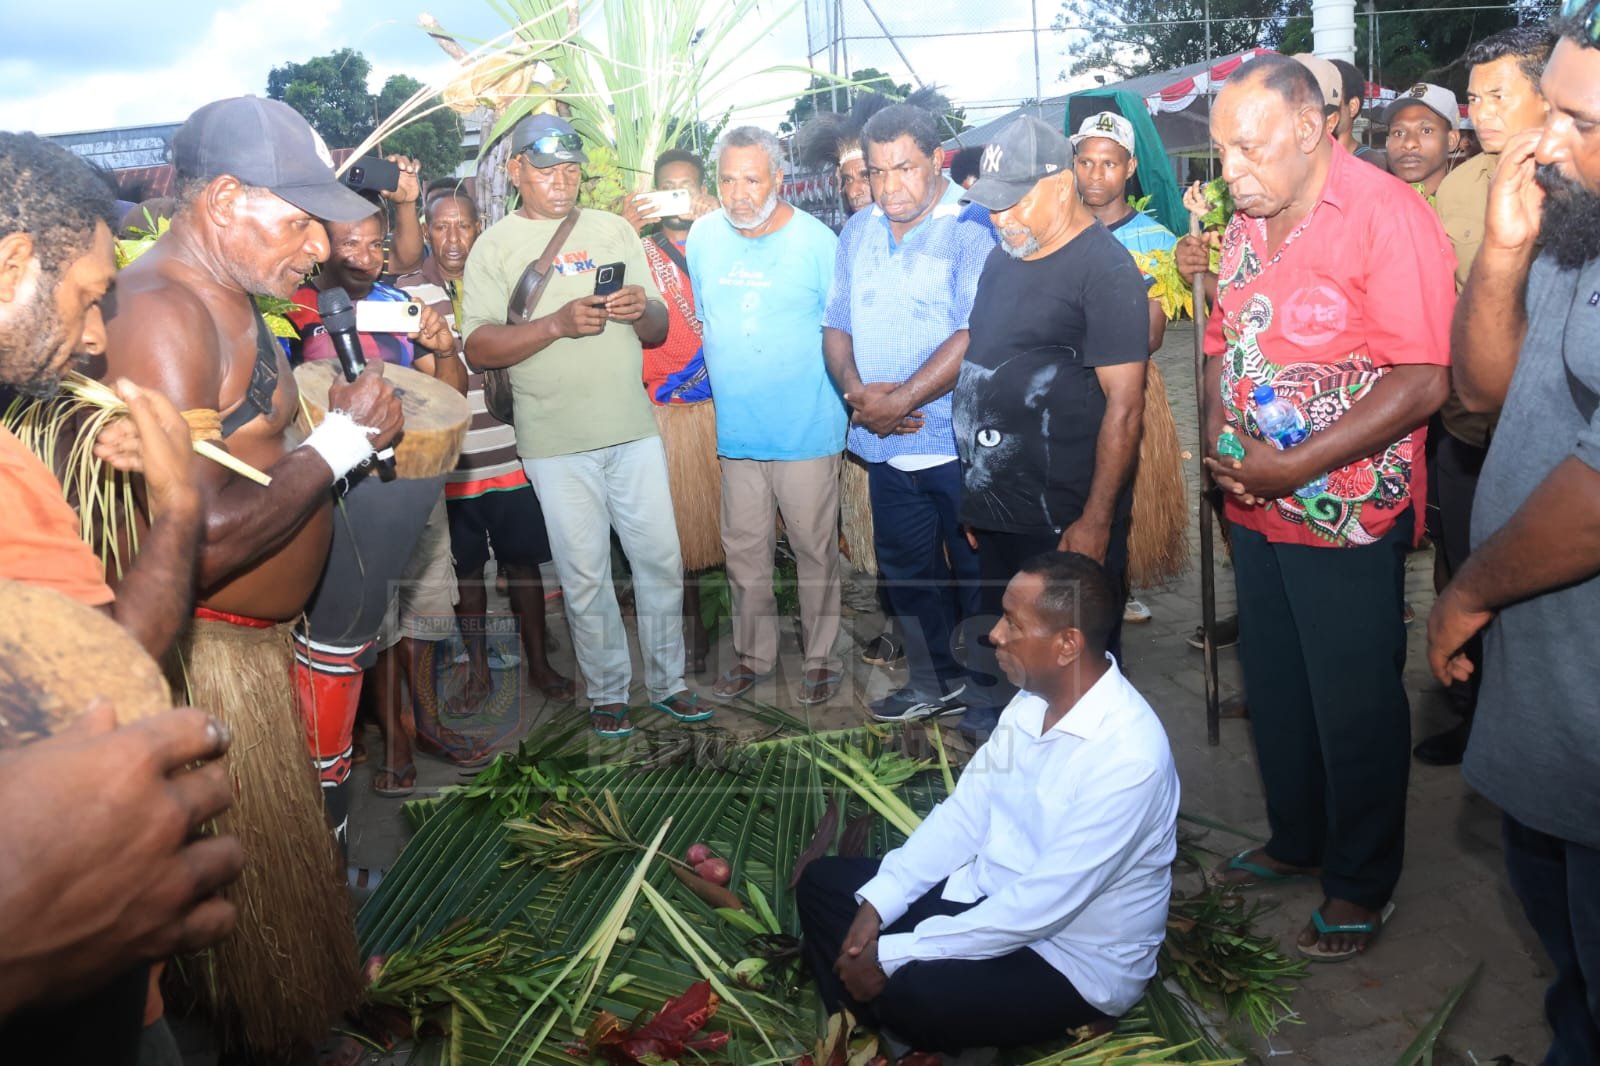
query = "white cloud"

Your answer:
(0, 0), (347, 133)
